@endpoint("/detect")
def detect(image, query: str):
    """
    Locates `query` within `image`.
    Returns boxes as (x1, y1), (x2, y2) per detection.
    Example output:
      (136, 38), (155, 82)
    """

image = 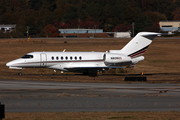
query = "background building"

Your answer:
(58, 29), (109, 38)
(159, 21), (180, 32)
(114, 32), (131, 38)
(59, 29), (103, 34)
(0, 24), (16, 33)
